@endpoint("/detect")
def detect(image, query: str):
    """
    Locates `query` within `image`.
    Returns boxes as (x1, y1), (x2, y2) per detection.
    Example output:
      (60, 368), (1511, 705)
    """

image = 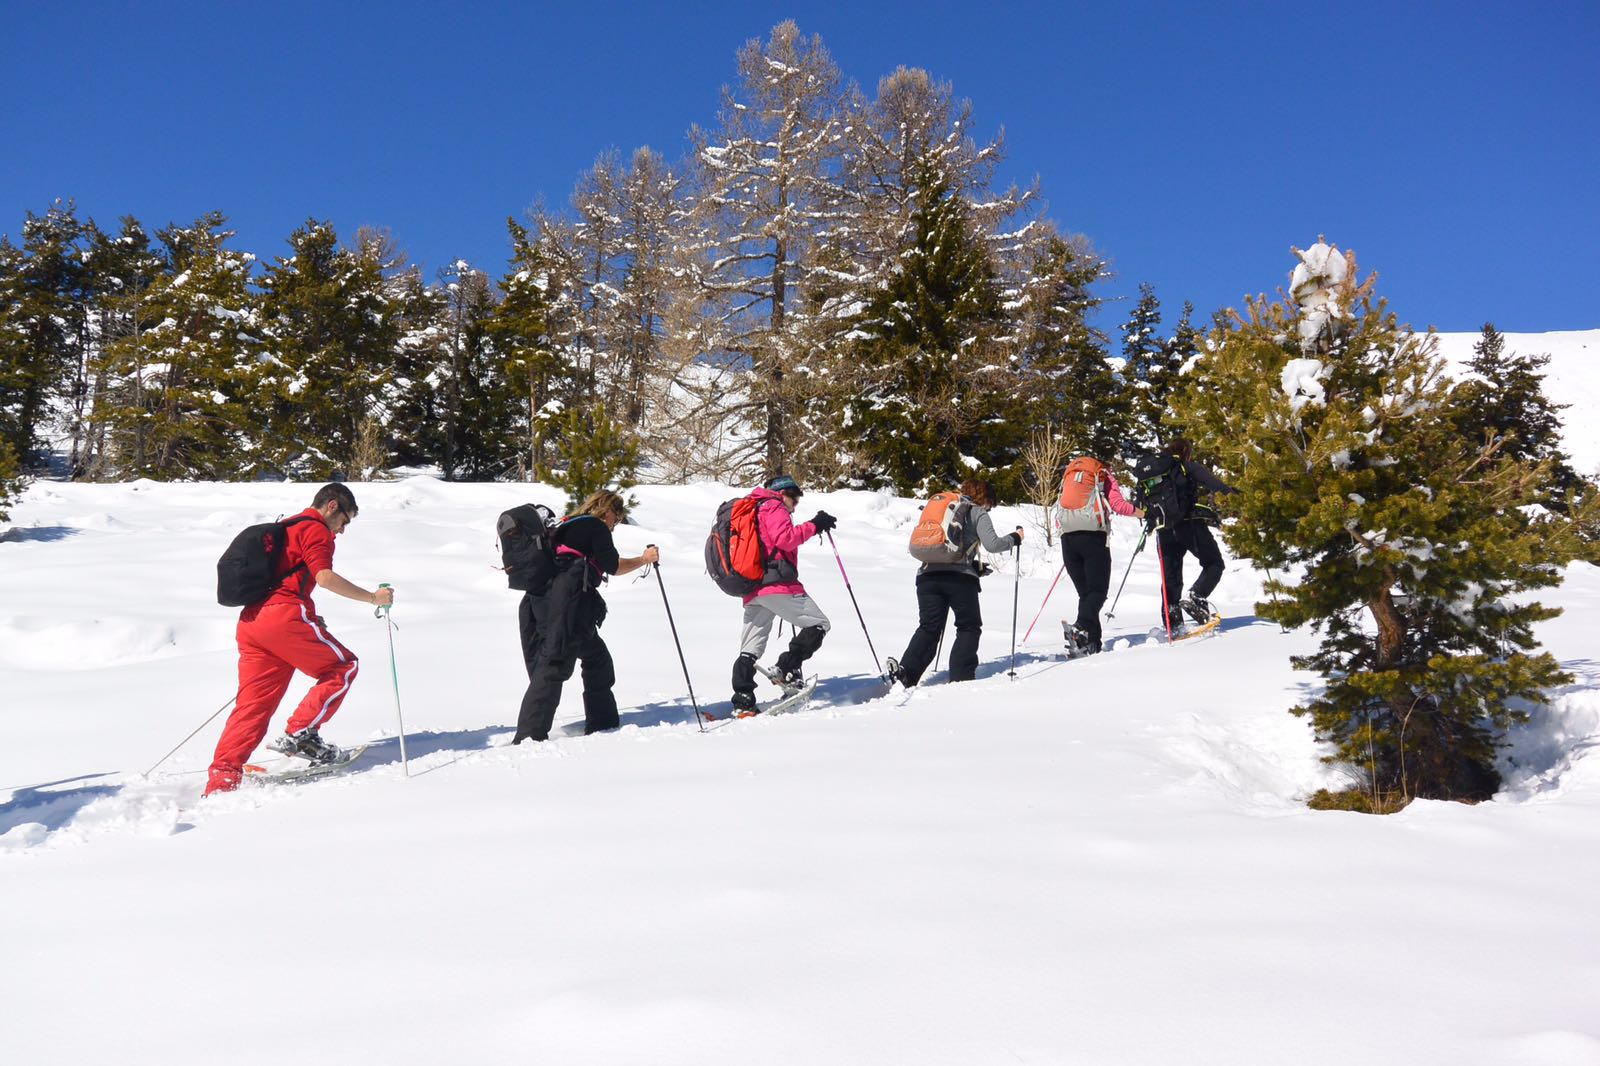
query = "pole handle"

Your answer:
(375, 581), (392, 619)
